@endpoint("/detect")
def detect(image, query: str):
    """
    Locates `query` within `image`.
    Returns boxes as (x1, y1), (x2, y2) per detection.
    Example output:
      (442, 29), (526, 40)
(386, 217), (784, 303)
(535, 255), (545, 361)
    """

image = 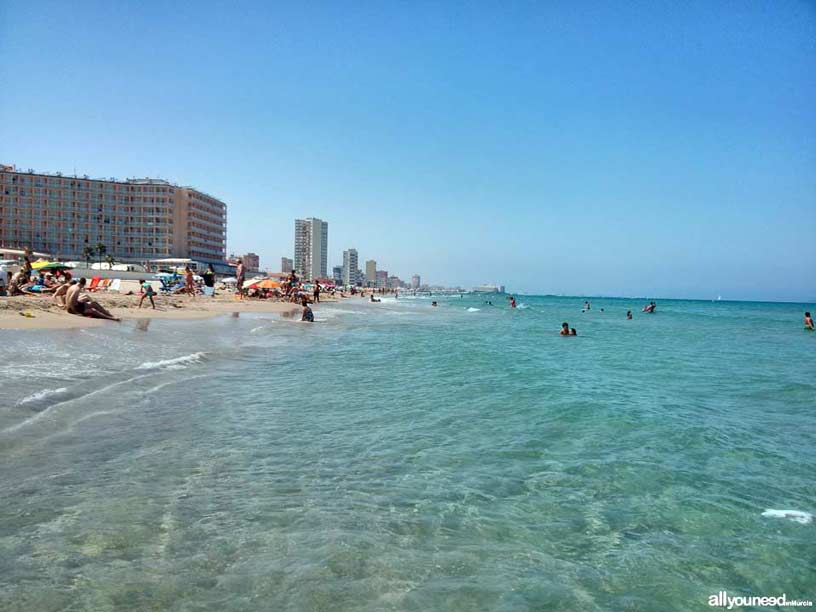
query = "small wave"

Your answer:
(17, 388), (69, 406)
(517, 304), (529, 309)
(136, 352), (206, 370)
(762, 509), (812, 525)
(466, 307), (481, 312)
